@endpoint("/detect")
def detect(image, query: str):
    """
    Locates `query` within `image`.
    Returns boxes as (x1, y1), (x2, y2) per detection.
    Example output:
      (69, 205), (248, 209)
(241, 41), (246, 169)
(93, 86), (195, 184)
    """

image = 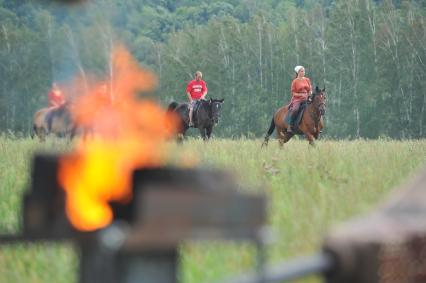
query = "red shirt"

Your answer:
(186, 79), (207, 100)
(290, 77), (312, 102)
(48, 89), (65, 107)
